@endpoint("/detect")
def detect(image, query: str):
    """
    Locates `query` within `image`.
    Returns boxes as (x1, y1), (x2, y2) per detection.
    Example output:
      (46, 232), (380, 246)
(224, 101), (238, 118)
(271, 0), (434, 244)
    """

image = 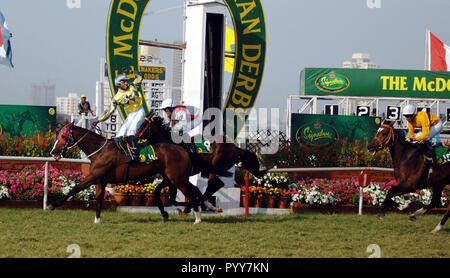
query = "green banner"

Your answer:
(0, 105), (56, 138)
(291, 113), (381, 147)
(223, 0), (266, 141)
(301, 68), (450, 99)
(106, 0), (150, 120)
